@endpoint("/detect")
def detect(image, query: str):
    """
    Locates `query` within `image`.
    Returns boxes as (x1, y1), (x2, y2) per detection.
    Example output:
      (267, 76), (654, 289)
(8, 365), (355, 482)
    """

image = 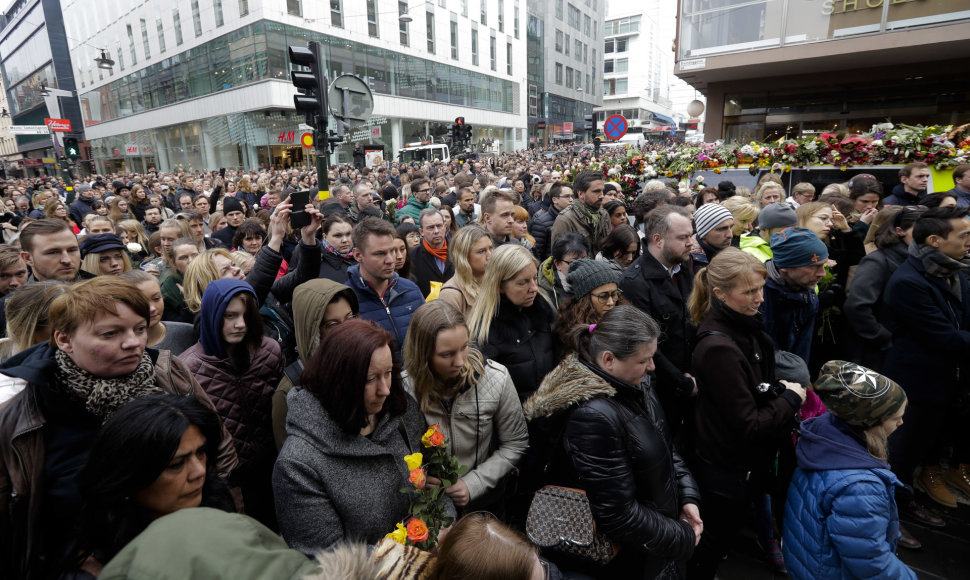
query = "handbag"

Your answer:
(526, 485), (618, 565)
